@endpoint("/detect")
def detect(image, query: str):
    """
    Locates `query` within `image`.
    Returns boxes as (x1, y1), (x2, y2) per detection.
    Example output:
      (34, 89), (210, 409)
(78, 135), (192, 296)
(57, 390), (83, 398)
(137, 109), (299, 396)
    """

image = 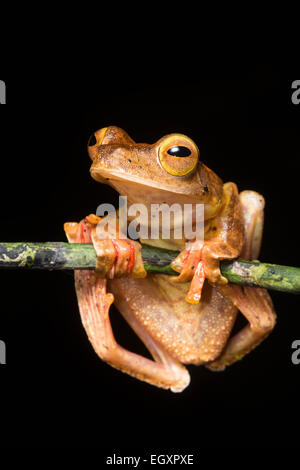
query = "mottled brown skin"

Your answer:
(64, 126), (276, 392)
(89, 126), (224, 221)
